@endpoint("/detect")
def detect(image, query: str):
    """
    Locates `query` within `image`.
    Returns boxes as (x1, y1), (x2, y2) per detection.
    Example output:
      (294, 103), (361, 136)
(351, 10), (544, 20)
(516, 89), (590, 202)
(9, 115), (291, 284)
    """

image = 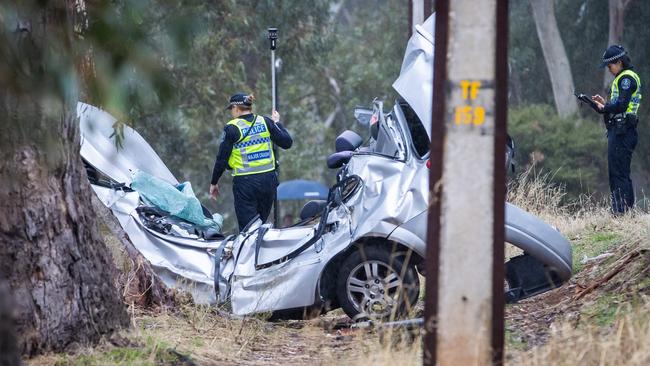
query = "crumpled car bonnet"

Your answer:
(392, 14), (435, 139)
